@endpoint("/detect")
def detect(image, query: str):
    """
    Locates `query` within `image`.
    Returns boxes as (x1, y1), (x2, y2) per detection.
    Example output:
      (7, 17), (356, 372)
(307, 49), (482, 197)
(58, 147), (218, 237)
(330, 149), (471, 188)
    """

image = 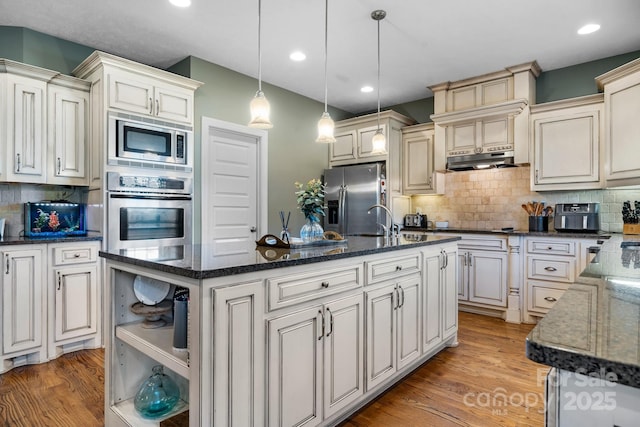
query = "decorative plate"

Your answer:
(133, 275), (171, 306)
